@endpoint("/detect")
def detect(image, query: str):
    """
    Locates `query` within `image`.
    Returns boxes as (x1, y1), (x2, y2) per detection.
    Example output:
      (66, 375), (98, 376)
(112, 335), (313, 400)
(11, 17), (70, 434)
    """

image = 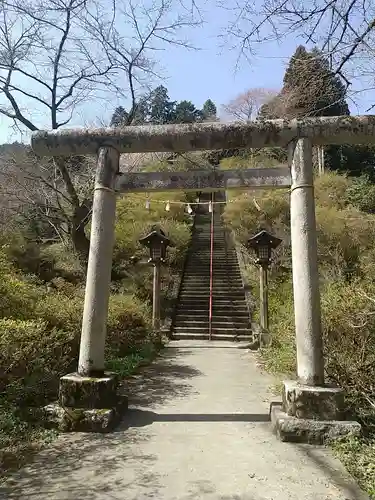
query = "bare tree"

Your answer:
(221, 87), (278, 121)
(224, 0), (375, 107)
(0, 0), (201, 259)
